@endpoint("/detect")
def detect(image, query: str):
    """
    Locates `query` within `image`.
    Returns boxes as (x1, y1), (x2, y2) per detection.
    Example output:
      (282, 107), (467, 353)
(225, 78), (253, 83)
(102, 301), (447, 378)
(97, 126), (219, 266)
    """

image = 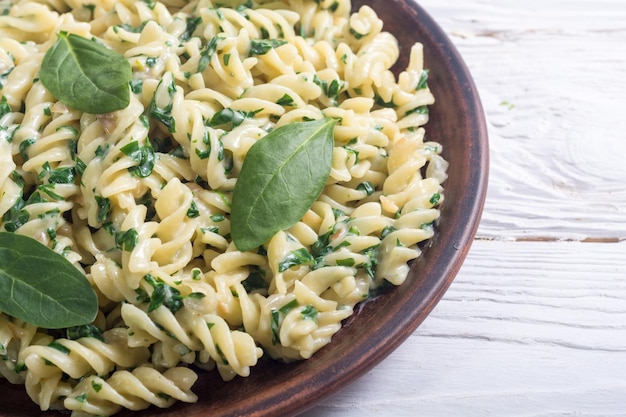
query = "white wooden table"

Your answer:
(304, 1), (626, 415)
